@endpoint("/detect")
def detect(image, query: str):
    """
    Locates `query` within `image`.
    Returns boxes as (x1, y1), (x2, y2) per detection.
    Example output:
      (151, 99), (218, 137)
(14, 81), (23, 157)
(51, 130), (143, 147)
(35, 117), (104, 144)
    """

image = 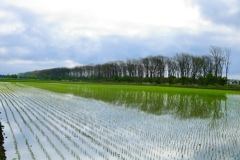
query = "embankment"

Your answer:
(0, 122), (6, 160)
